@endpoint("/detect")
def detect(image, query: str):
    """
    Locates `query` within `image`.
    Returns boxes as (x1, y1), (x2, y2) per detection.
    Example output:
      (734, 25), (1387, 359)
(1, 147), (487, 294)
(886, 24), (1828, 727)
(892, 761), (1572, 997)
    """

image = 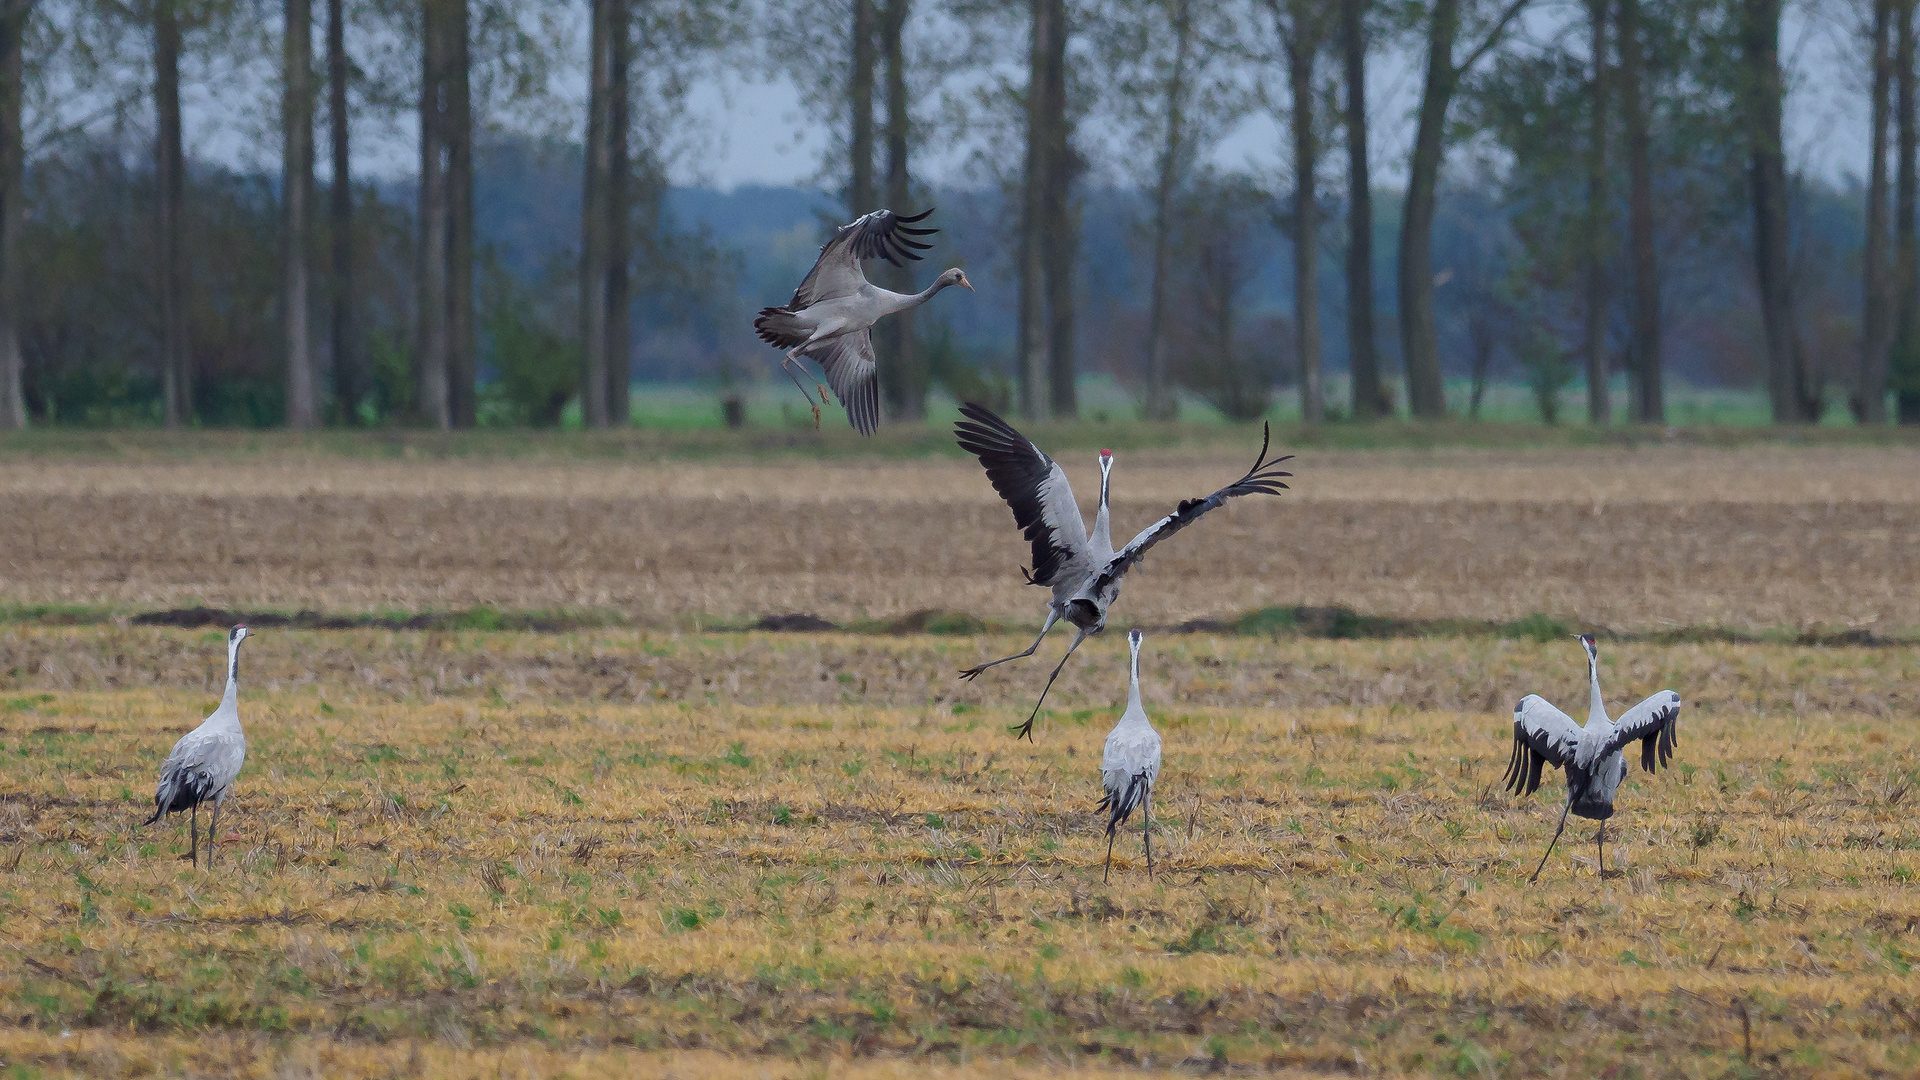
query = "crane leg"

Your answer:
(1009, 626), (1089, 741)
(1596, 821), (1604, 878)
(959, 610), (1059, 681)
(1528, 798), (1573, 884)
(189, 802), (199, 868)
(780, 350), (823, 428)
(208, 802), (221, 869)
(1104, 830), (1115, 885)
(1143, 790), (1153, 882)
